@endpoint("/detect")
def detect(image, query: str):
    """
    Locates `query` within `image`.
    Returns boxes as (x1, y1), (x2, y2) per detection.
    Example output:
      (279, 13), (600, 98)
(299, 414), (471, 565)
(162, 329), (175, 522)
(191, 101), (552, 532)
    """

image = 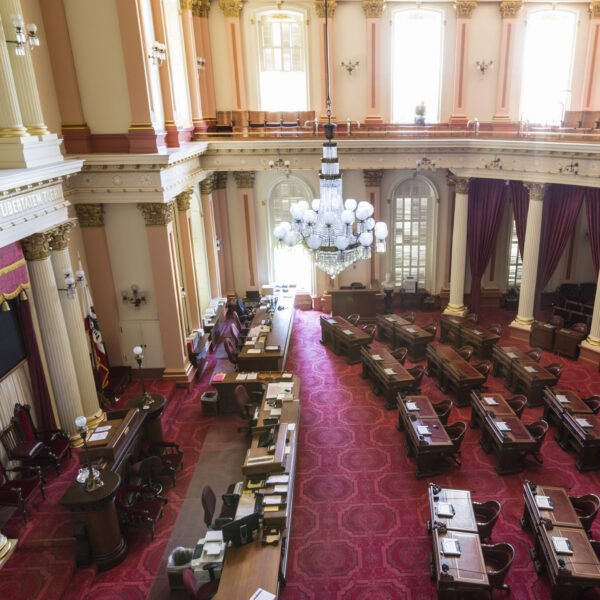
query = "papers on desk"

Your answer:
(266, 474), (289, 484)
(212, 373), (226, 382)
(559, 328), (572, 333)
(247, 349), (262, 354)
(441, 539), (461, 556)
(496, 421), (511, 432)
(270, 408), (282, 416)
(384, 368), (396, 376)
(372, 354), (383, 361)
(406, 402), (419, 411)
(536, 495), (554, 510)
(236, 373), (248, 381)
(282, 373), (293, 379)
(263, 495), (282, 505)
(247, 372), (258, 380)
(205, 530), (223, 542)
(524, 366), (537, 373)
(484, 397), (499, 406)
(326, 318), (337, 324)
(203, 542), (222, 556)
(552, 536), (573, 555)
(274, 484), (288, 493)
(576, 418), (593, 428)
(436, 502), (455, 518)
(385, 316), (395, 321)
(288, 423), (296, 431)
(88, 431), (109, 442)
(405, 327), (417, 333)
(265, 345), (280, 352)
(342, 329), (354, 335)
(417, 425), (432, 436)
(244, 341), (254, 346)
(506, 352), (518, 359)
(249, 589), (276, 600)
(473, 330), (483, 335)
(95, 425), (111, 433)
(247, 455), (274, 464)
(556, 394), (570, 404)
(544, 323), (554, 328)
(266, 382), (292, 398)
